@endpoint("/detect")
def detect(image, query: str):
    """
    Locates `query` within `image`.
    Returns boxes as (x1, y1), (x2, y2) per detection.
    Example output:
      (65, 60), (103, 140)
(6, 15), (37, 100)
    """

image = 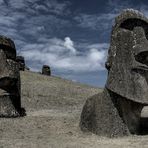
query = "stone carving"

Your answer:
(42, 65), (51, 76)
(80, 9), (148, 137)
(16, 56), (25, 71)
(0, 36), (24, 117)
